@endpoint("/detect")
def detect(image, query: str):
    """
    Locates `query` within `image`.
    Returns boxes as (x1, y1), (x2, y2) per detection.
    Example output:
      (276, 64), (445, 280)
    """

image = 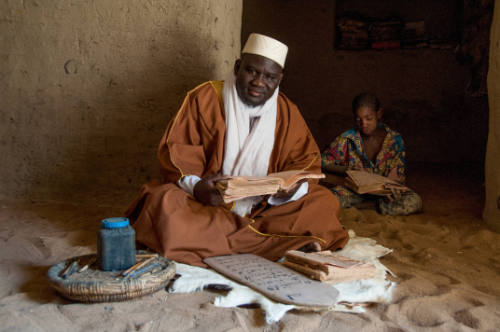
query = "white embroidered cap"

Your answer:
(242, 33), (288, 68)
